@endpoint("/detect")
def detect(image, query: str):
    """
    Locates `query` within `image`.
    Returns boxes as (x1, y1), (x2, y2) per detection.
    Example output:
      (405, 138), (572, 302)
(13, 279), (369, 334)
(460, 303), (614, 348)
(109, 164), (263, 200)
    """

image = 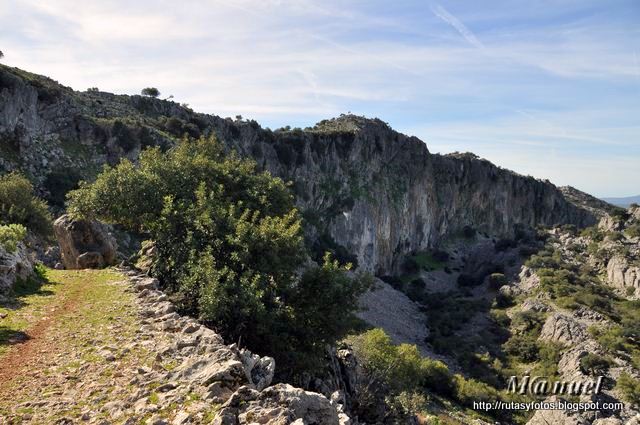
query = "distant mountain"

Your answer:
(601, 195), (640, 208)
